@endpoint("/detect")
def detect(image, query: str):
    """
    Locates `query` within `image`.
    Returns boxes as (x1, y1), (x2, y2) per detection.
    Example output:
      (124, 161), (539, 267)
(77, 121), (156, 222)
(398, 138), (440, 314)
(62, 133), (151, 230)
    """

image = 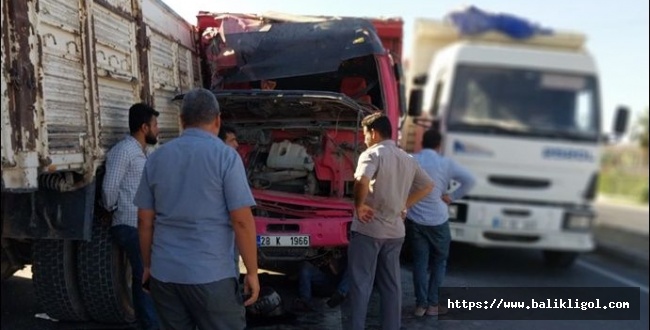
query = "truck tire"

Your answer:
(77, 222), (135, 324)
(32, 240), (89, 321)
(543, 251), (578, 269)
